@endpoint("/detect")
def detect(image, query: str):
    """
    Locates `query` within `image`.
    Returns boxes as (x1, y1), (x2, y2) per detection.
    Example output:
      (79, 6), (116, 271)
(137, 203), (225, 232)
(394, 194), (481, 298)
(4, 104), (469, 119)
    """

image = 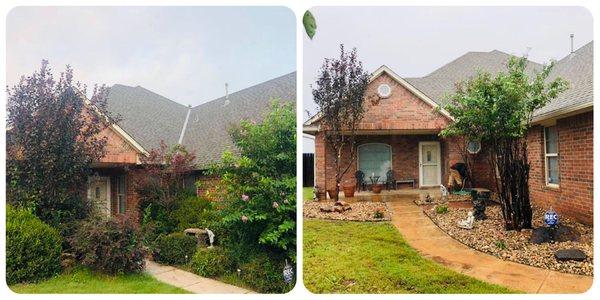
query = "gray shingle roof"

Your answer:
(107, 84), (189, 150)
(183, 72), (296, 168)
(403, 43), (593, 118)
(106, 72), (296, 168)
